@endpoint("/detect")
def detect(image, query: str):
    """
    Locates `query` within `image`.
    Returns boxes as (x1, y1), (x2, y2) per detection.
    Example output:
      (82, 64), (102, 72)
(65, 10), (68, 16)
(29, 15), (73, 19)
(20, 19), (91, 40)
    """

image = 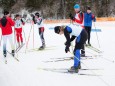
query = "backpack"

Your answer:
(0, 16), (7, 27)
